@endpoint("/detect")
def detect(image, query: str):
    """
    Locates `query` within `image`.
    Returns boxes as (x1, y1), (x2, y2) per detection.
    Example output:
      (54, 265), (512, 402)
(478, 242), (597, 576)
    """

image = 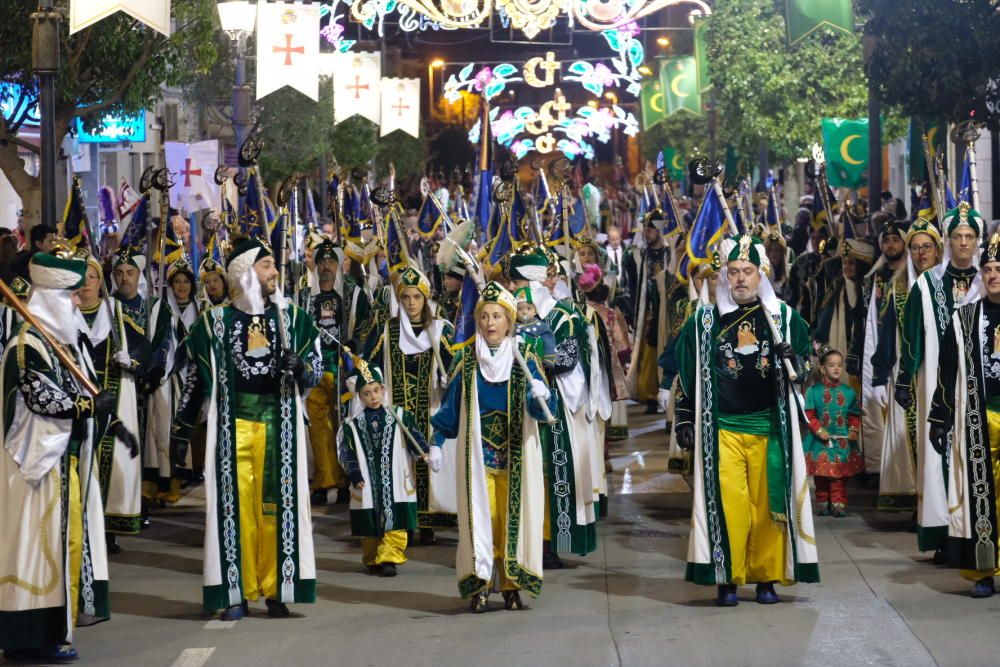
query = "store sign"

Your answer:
(75, 111), (147, 143)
